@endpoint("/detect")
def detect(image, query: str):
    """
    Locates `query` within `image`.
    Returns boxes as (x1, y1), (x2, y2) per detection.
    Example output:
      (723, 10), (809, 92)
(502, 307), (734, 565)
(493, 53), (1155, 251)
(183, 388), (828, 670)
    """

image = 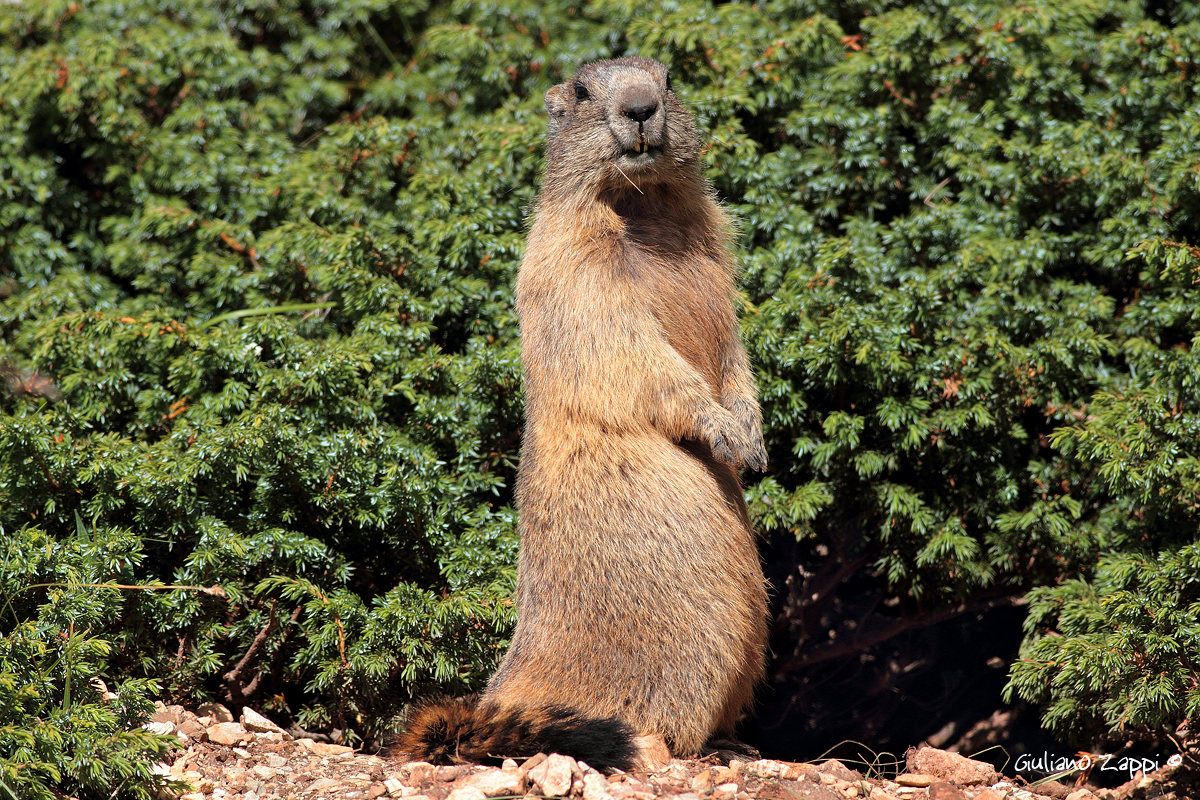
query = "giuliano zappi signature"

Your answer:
(1015, 751), (1184, 780)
